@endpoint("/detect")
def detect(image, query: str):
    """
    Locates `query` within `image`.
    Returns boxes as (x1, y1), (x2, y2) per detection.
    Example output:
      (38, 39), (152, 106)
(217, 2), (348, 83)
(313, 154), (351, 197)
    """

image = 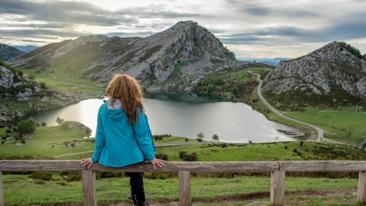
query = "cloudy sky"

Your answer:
(0, 0), (365, 59)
